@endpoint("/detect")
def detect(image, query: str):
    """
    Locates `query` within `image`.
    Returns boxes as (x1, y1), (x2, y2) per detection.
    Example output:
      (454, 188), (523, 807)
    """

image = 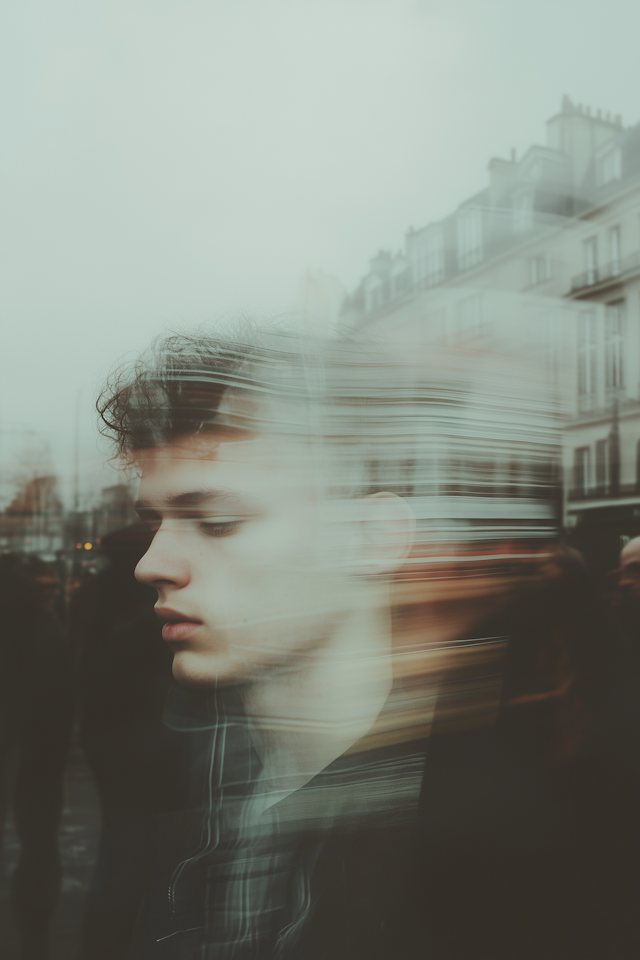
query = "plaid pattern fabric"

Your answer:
(140, 681), (428, 960)
(133, 633), (509, 959)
